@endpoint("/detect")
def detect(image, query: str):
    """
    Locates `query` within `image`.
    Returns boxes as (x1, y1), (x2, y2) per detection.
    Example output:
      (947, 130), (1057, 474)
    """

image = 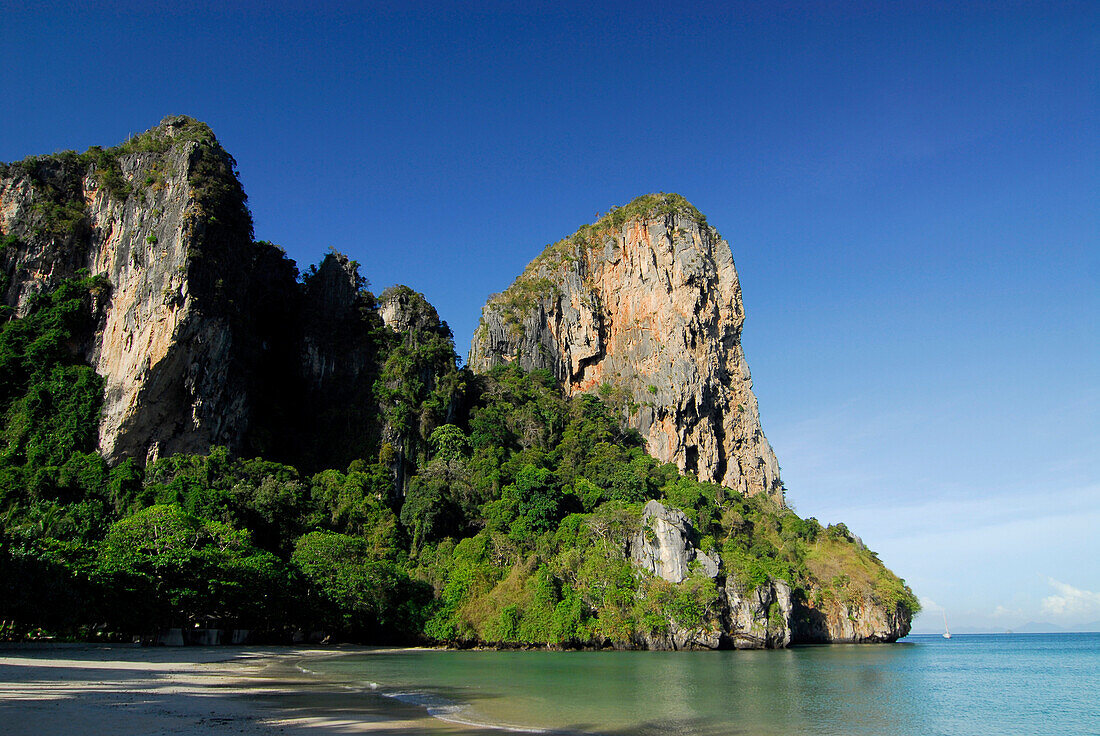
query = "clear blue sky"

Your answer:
(4, 1), (1097, 632)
